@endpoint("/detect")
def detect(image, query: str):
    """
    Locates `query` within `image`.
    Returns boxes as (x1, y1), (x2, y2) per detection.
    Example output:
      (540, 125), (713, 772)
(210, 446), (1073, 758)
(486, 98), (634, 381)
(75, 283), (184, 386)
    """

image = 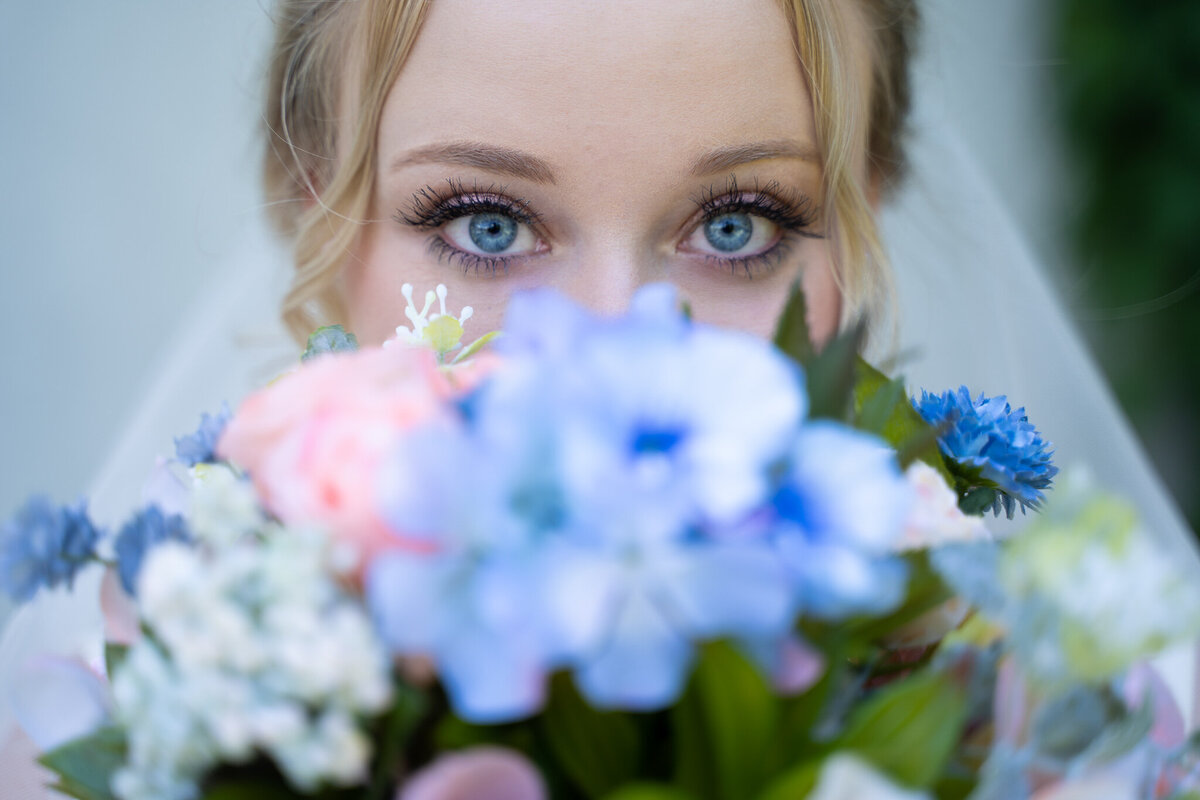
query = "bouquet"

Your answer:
(5, 282), (1200, 800)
